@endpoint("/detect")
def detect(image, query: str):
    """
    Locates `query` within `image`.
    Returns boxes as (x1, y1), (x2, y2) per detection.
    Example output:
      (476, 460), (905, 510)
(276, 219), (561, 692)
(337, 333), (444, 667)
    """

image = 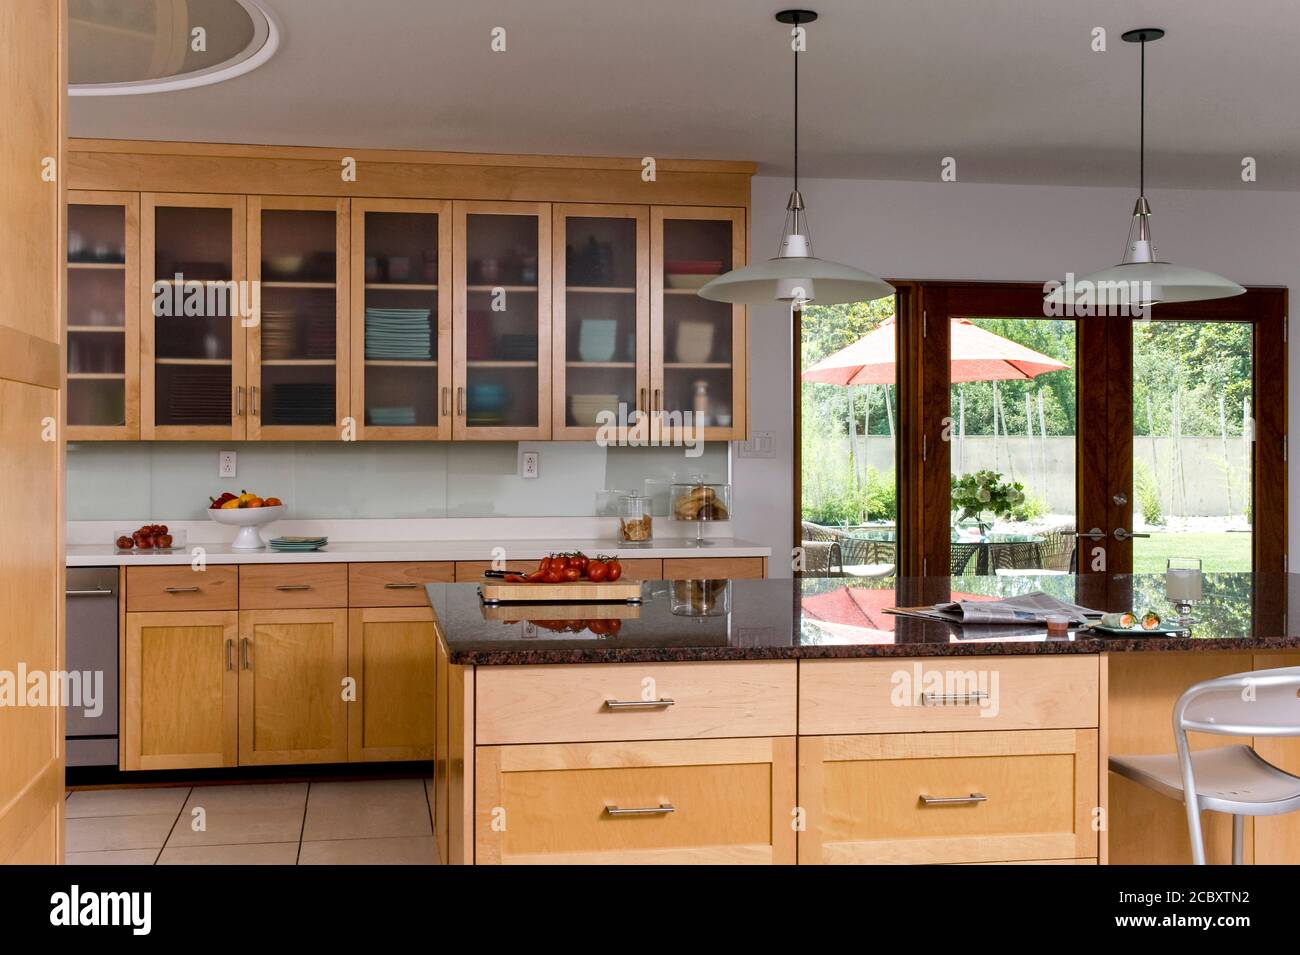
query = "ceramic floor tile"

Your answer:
(66, 813), (178, 853)
(158, 842), (299, 865)
(65, 787), (191, 819)
(302, 779), (432, 841)
(65, 848), (159, 865)
(298, 836), (437, 865)
(166, 784), (306, 848)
